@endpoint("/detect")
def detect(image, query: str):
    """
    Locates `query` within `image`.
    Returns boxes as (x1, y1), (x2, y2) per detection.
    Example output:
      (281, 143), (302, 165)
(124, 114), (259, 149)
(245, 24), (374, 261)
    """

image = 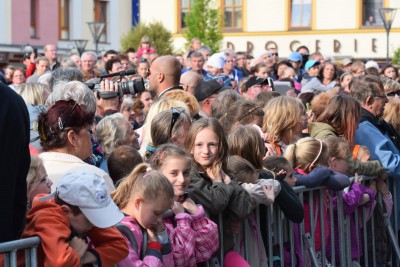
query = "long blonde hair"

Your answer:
(111, 163), (174, 209)
(263, 96), (305, 144)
